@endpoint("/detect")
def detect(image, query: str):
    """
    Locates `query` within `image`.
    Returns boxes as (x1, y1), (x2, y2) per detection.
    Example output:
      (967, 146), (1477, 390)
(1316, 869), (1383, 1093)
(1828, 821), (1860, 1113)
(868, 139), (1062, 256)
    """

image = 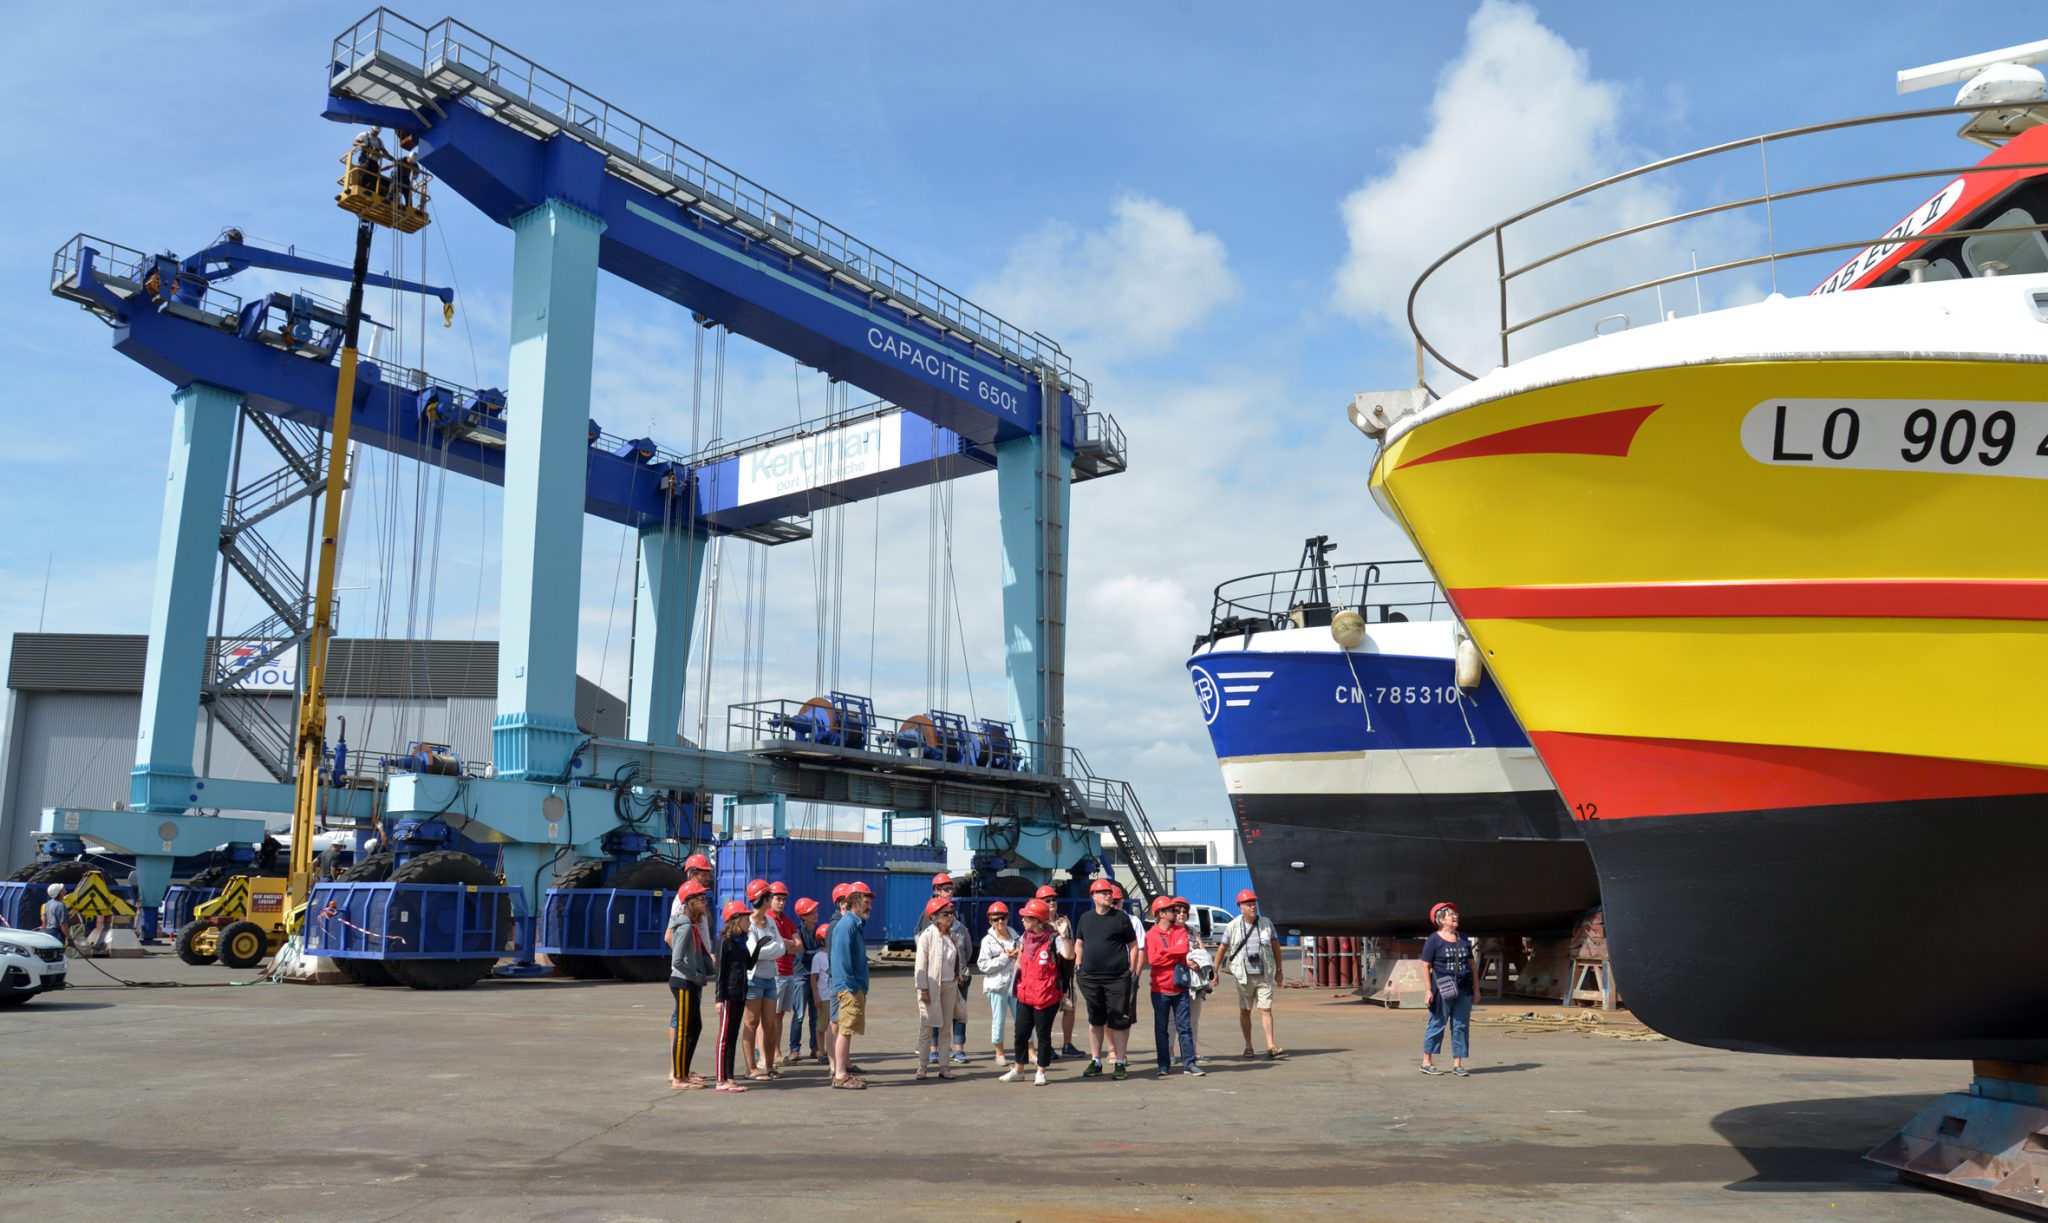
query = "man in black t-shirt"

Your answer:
(1070, 877), (1141, 1080)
